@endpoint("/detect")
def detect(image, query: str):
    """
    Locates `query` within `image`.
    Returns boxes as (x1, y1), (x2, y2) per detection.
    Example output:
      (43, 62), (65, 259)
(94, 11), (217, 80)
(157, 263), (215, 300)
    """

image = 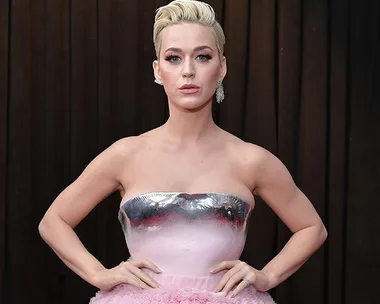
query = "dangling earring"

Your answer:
(154, 79), (163, 86)
(216, 80), (225, 103)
